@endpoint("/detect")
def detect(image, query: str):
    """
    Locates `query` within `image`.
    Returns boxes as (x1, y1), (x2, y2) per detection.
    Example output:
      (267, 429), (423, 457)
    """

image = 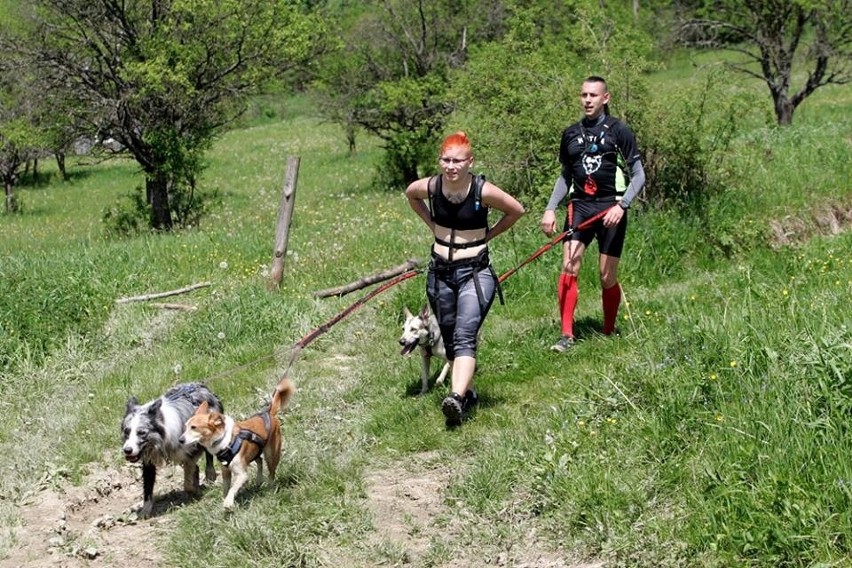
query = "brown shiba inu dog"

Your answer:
(180, 376), (295, 511)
